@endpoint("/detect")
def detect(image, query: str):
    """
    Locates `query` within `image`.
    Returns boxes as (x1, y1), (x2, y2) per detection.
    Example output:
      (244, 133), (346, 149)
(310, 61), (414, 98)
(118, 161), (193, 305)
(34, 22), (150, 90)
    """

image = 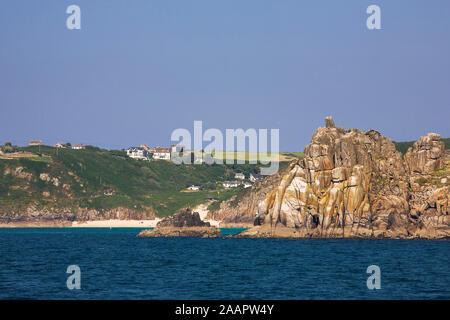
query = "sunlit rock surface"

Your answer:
(242, 118), (449, 239)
